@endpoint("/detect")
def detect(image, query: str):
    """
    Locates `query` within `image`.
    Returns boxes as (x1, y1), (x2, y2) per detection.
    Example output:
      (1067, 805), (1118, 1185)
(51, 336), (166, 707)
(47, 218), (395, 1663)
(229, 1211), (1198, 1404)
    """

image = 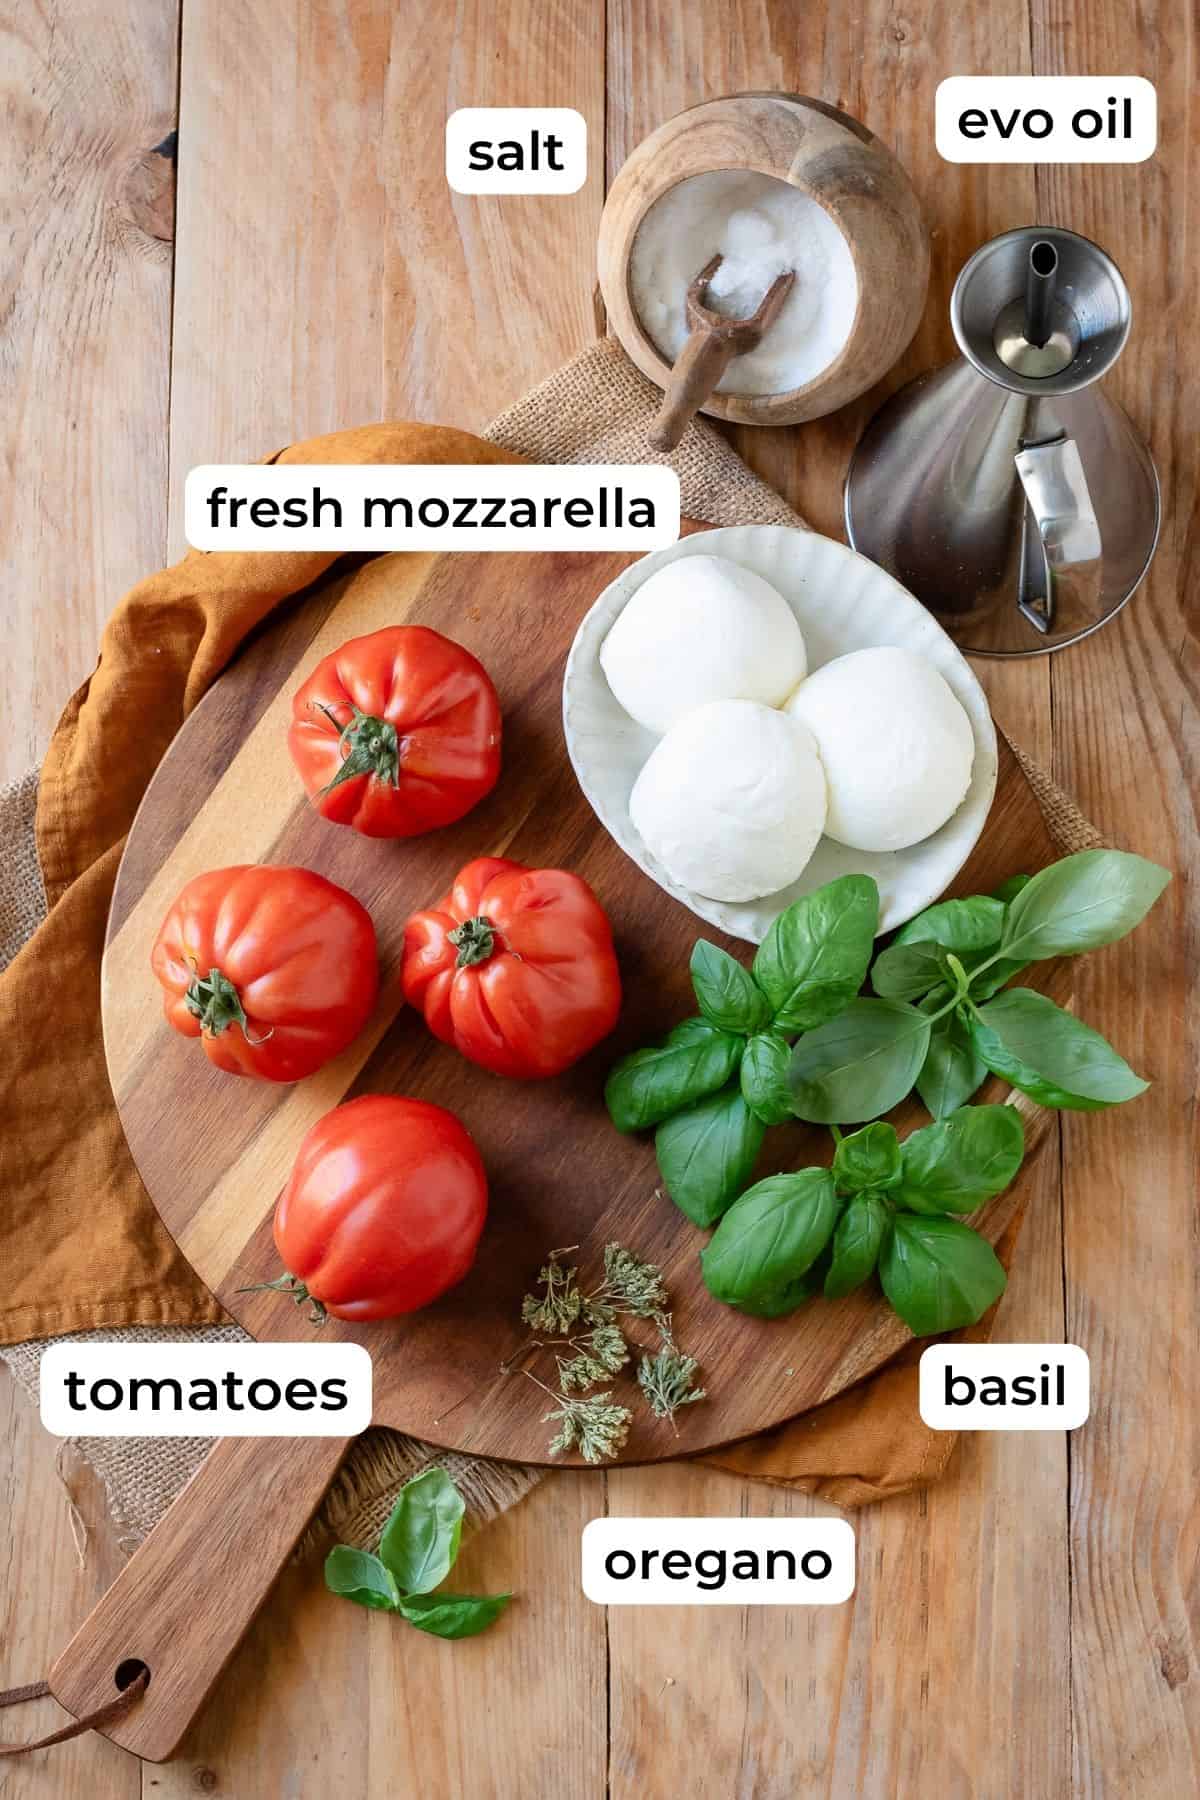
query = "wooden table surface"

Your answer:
(1, 2), (1195, 1794)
